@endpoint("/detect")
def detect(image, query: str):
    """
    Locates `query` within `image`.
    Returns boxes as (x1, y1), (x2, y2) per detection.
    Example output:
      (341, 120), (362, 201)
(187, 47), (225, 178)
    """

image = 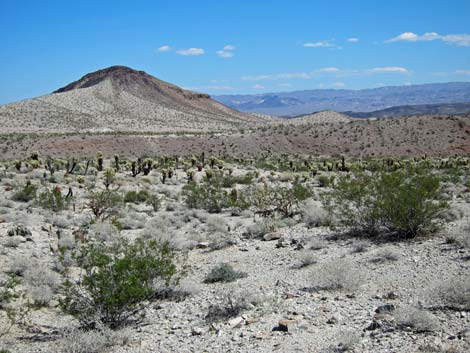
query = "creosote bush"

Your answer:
(183, 179), (230, 213)
(11, 181), (37, 202)
(38, 186), (71, 212)
(59, 238), (180, 329)
(323, 169), (448, 238)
